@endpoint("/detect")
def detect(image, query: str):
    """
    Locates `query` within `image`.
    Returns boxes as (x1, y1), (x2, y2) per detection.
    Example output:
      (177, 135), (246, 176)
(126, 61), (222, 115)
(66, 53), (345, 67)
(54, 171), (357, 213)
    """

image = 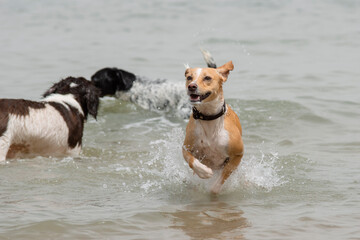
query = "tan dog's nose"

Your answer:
(188, 83), (198, 91)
